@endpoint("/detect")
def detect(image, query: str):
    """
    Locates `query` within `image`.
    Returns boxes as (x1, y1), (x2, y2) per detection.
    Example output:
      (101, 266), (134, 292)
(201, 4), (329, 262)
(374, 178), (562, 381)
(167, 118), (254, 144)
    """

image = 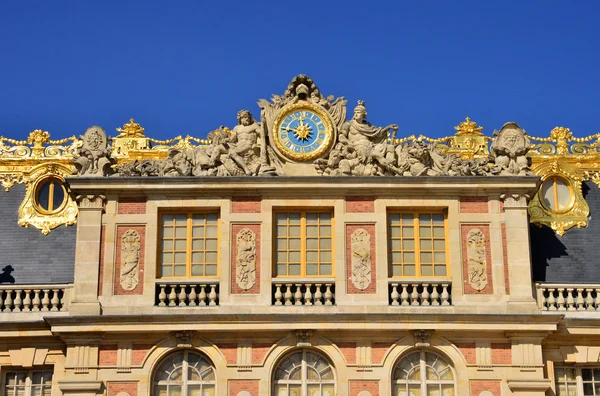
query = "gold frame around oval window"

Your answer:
(272, 101), (336, 162)
(528, 161), (589, 236)
(18, 163), (78, 235)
